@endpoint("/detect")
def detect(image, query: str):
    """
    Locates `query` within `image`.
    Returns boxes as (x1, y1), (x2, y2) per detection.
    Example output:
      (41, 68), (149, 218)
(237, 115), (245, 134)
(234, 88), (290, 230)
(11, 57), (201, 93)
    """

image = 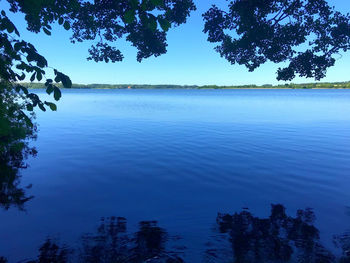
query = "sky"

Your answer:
(2, 0), (350, 86)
